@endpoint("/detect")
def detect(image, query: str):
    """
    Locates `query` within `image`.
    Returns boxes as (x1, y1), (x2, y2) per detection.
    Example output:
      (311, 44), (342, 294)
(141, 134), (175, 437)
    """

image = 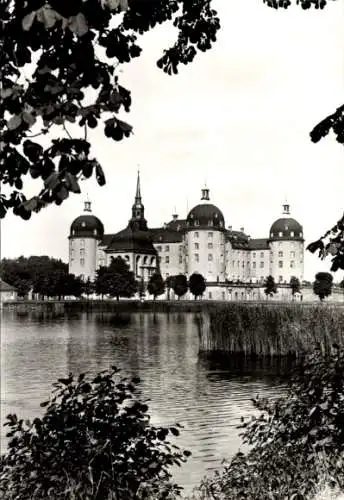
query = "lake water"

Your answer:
(1, 310), (288, 494)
